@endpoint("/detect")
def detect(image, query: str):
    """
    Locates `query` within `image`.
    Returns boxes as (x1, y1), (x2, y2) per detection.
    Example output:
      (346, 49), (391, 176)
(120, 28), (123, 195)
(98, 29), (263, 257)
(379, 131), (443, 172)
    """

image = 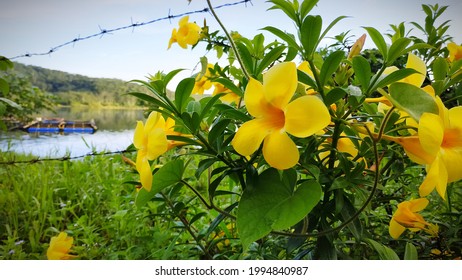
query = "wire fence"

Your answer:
(0, 149), (135, 165)
(1, 0), (253, 165)
(8, 0), (252, 60)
